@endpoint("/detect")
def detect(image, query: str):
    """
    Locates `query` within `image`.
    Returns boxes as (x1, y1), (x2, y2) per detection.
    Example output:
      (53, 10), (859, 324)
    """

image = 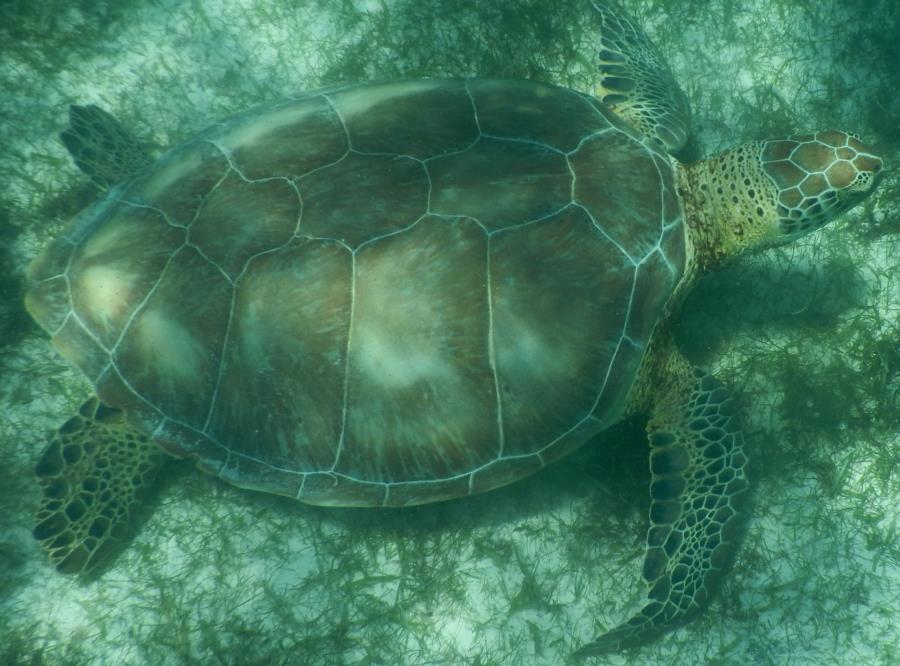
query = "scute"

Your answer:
(220, 95), (347, 179)
(188, 173), (300, 279)
(208, 239), (352, 472)
(335, 79), (478, 158)
(26, 78), (684, 506)
(300, 151), (429, 247)
(340, 216), (497, 483)
(428, 137), (571, 231)
(489, 205), (636, 454)
(114, 245), (231, 425)
(468, 78), (608, 152)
